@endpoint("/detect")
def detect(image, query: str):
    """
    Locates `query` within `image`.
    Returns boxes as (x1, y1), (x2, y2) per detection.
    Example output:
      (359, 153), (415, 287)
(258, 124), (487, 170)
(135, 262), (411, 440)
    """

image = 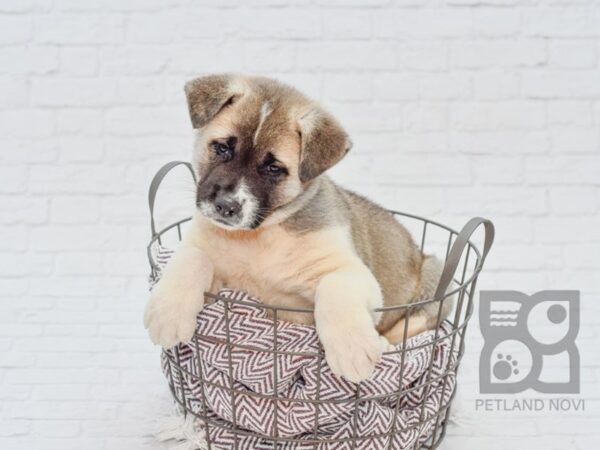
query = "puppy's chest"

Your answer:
(203, 228), (348, 302)
(216, 241), (291, 285)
